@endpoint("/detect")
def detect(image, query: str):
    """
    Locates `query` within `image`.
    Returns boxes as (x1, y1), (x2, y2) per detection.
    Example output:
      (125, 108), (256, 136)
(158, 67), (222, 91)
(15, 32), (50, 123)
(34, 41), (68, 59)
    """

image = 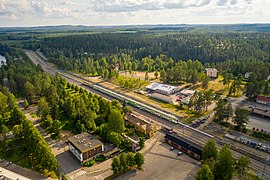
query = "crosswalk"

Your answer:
(69, 170), (86, 180)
